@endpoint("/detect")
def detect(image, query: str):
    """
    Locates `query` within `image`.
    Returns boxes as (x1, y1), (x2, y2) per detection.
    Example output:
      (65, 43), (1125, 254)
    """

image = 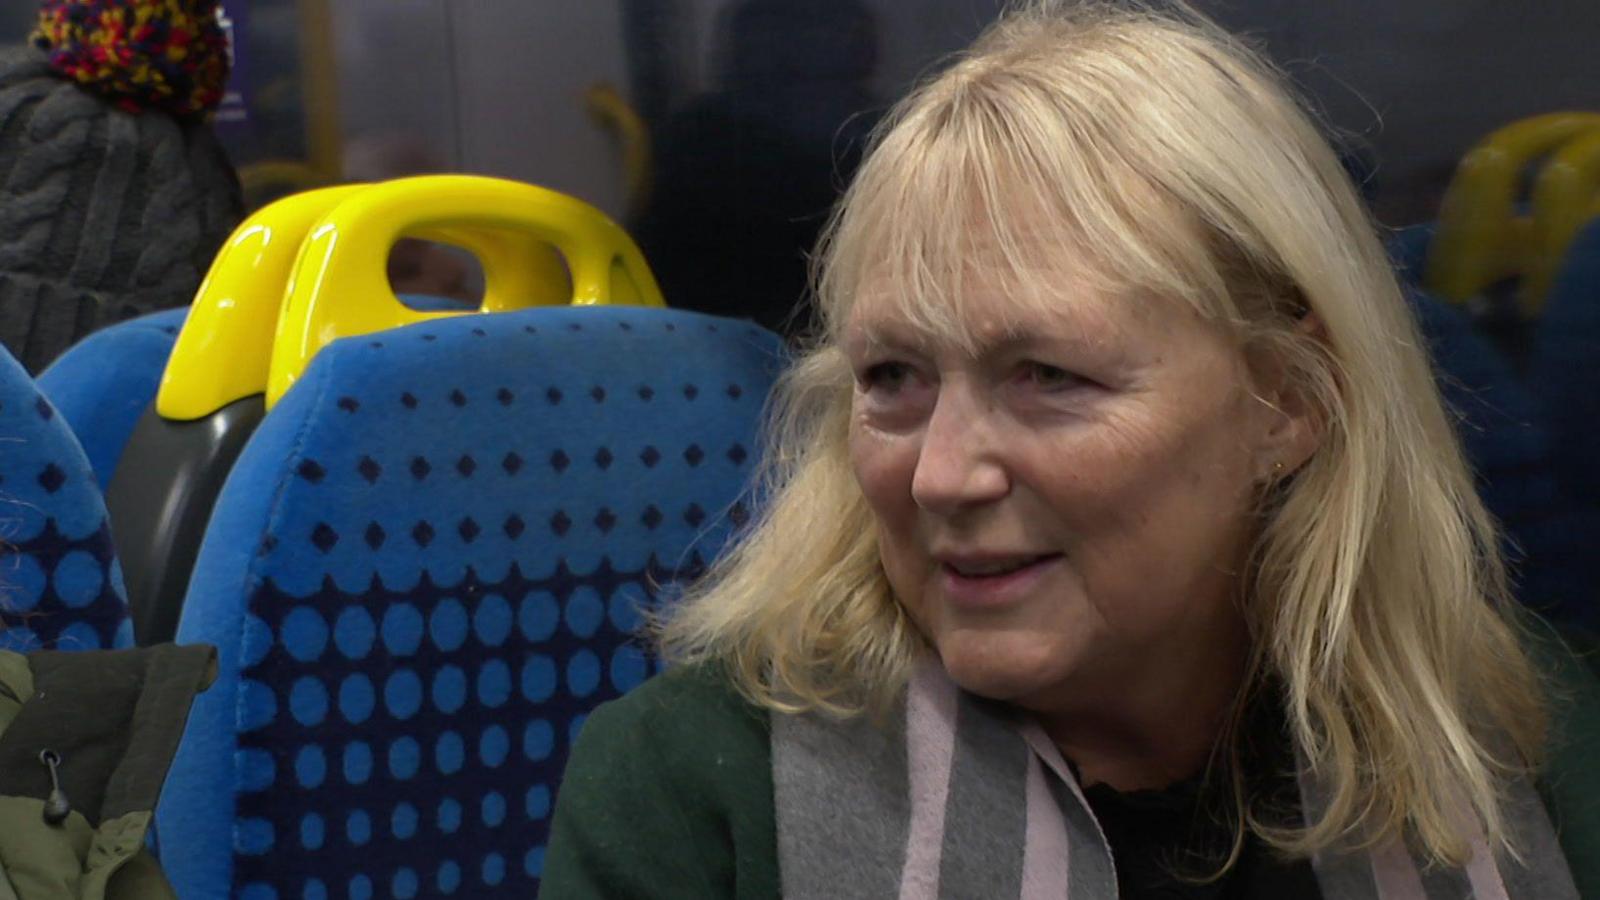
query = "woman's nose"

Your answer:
(909, 386), (1010, 514)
